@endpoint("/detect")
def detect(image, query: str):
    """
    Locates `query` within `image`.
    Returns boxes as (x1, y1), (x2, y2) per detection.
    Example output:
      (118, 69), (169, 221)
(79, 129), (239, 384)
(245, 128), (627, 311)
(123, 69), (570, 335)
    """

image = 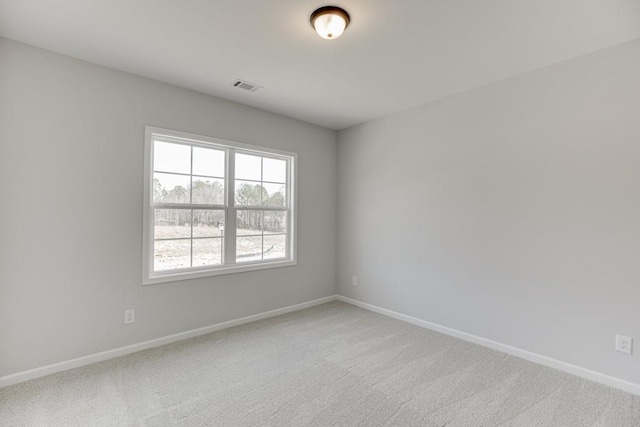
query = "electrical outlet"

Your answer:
(615, 334), (632, 355)
(124, 309), (135, 325)
(352, 276), (358, 286)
